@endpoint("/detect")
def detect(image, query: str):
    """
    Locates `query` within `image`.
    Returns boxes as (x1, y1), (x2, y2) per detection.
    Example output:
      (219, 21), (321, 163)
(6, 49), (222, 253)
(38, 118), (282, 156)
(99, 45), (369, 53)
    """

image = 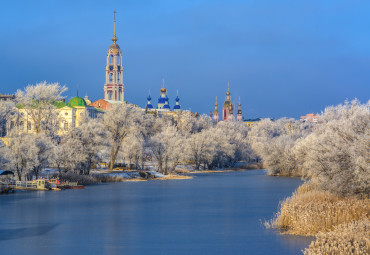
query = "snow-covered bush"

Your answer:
(248, 118), (307, 176)
(296, 99), (370, 195)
